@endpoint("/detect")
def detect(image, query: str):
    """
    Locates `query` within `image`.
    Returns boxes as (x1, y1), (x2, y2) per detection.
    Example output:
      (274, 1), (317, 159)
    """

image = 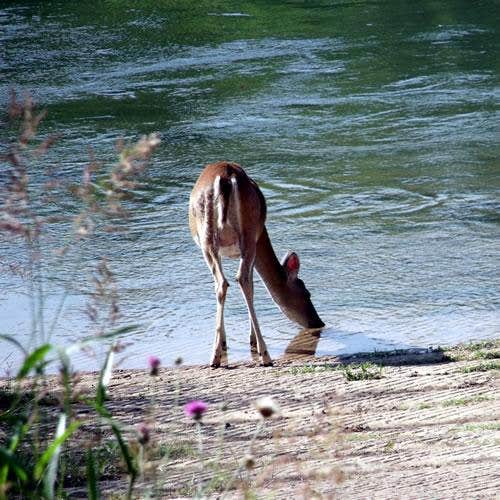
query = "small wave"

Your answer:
(409, 26), (489, 44)
(208, 12), (251, 17)
(323, 188), (447, 221)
